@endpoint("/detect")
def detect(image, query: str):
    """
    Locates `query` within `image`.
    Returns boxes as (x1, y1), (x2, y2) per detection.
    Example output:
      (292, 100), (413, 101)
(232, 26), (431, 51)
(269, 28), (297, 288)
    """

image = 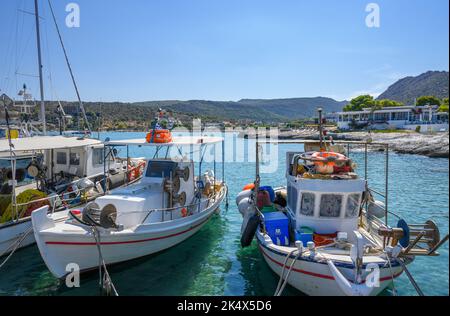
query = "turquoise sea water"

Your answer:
(0, 132), (448, 296)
